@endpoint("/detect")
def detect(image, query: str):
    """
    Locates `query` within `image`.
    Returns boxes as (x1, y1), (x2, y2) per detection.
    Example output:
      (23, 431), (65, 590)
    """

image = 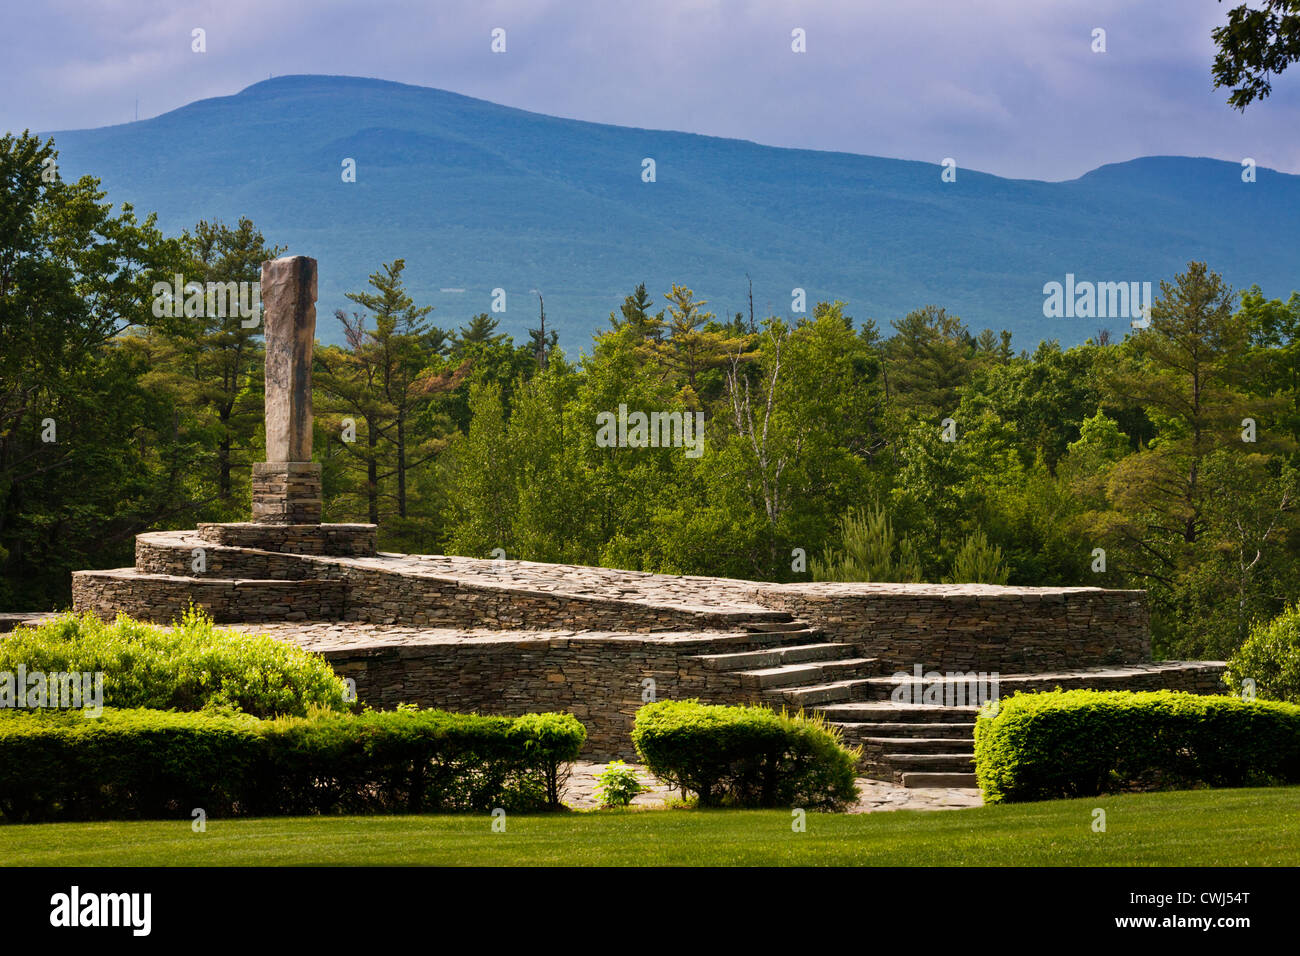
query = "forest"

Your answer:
(4, 130), (1299, 661)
